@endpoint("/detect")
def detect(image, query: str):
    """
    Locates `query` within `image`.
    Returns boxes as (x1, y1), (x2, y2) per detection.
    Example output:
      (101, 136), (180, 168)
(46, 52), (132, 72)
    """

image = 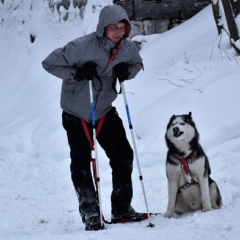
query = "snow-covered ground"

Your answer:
(0, 1), (240, 239)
